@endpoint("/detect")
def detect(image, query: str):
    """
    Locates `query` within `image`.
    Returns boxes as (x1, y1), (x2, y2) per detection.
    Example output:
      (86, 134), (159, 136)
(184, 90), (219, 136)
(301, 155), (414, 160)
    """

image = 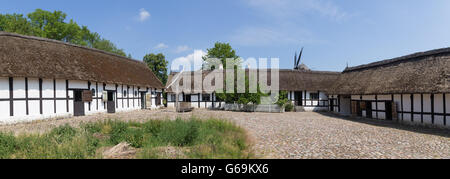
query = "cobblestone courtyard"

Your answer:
(1, 109), (449, 159)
